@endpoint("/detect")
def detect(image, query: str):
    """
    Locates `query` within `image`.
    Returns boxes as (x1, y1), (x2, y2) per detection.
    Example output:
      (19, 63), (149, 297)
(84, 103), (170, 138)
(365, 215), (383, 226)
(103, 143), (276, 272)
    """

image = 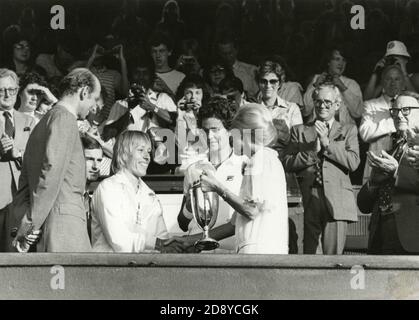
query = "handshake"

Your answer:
(158, 235), (201, 253)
